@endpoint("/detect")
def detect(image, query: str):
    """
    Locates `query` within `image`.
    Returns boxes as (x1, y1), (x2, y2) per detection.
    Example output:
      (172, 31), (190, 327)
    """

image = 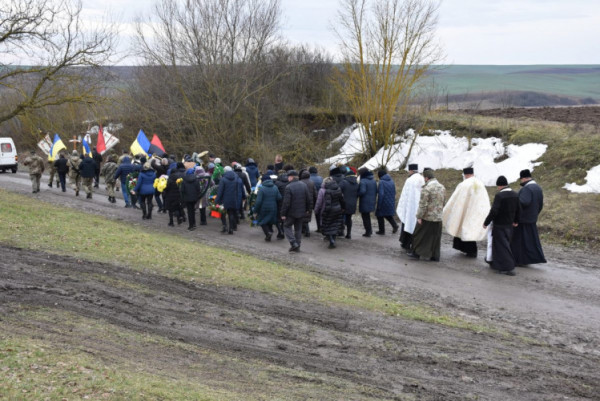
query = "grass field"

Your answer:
(427, 65), (600, 101)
